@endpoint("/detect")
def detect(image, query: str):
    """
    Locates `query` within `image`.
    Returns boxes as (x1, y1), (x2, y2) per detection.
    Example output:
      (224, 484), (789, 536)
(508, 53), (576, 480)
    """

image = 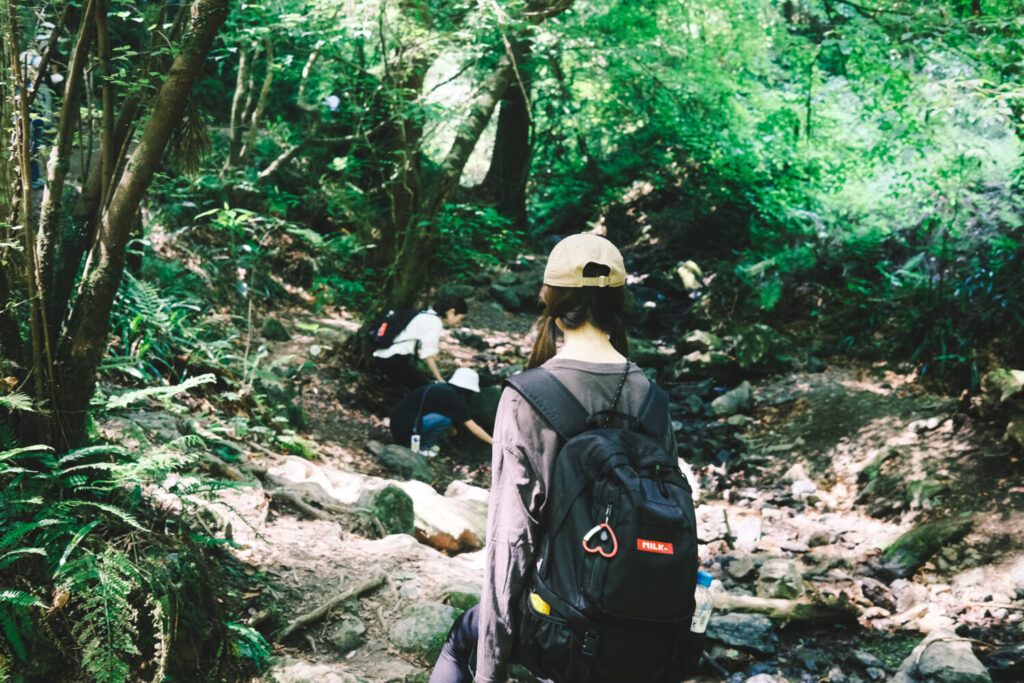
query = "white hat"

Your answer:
(448, 368), (480, 393)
